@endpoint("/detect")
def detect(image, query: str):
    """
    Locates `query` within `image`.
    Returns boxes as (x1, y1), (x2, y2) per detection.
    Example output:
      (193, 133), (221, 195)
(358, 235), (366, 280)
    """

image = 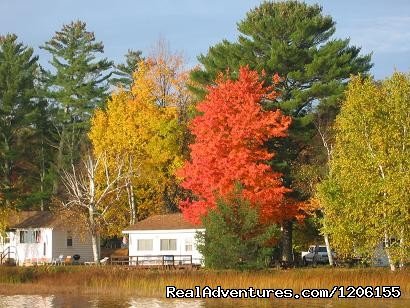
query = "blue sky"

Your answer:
(1, 0), (409, 79)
